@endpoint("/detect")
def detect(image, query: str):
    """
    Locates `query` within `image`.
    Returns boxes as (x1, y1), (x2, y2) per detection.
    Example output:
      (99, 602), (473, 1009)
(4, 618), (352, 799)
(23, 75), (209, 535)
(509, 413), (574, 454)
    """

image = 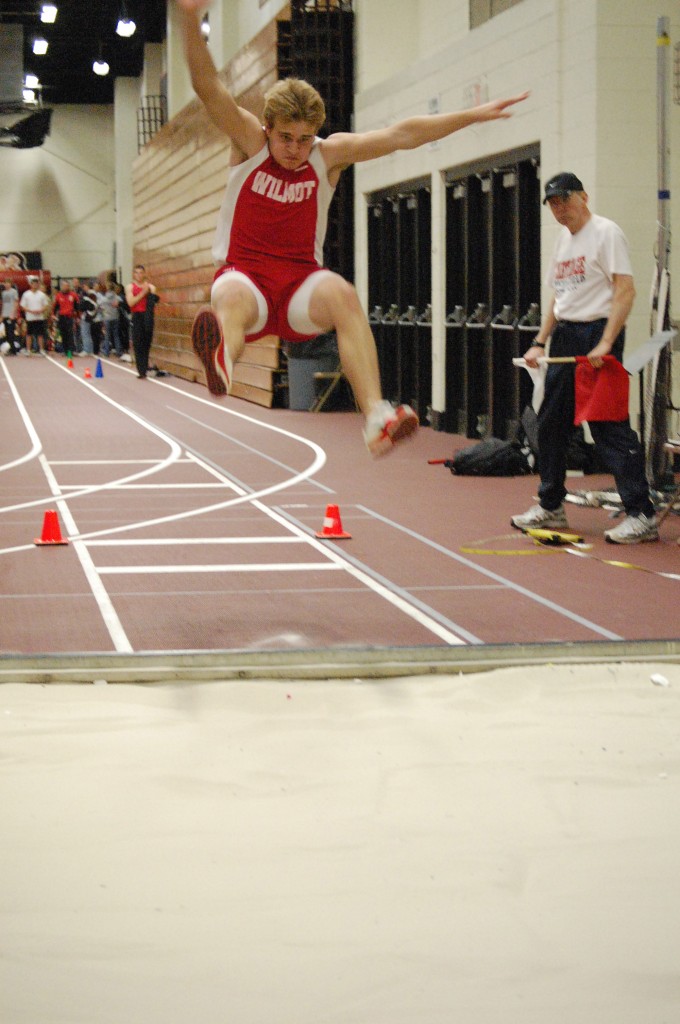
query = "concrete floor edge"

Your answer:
(0, 639), (679, 684)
